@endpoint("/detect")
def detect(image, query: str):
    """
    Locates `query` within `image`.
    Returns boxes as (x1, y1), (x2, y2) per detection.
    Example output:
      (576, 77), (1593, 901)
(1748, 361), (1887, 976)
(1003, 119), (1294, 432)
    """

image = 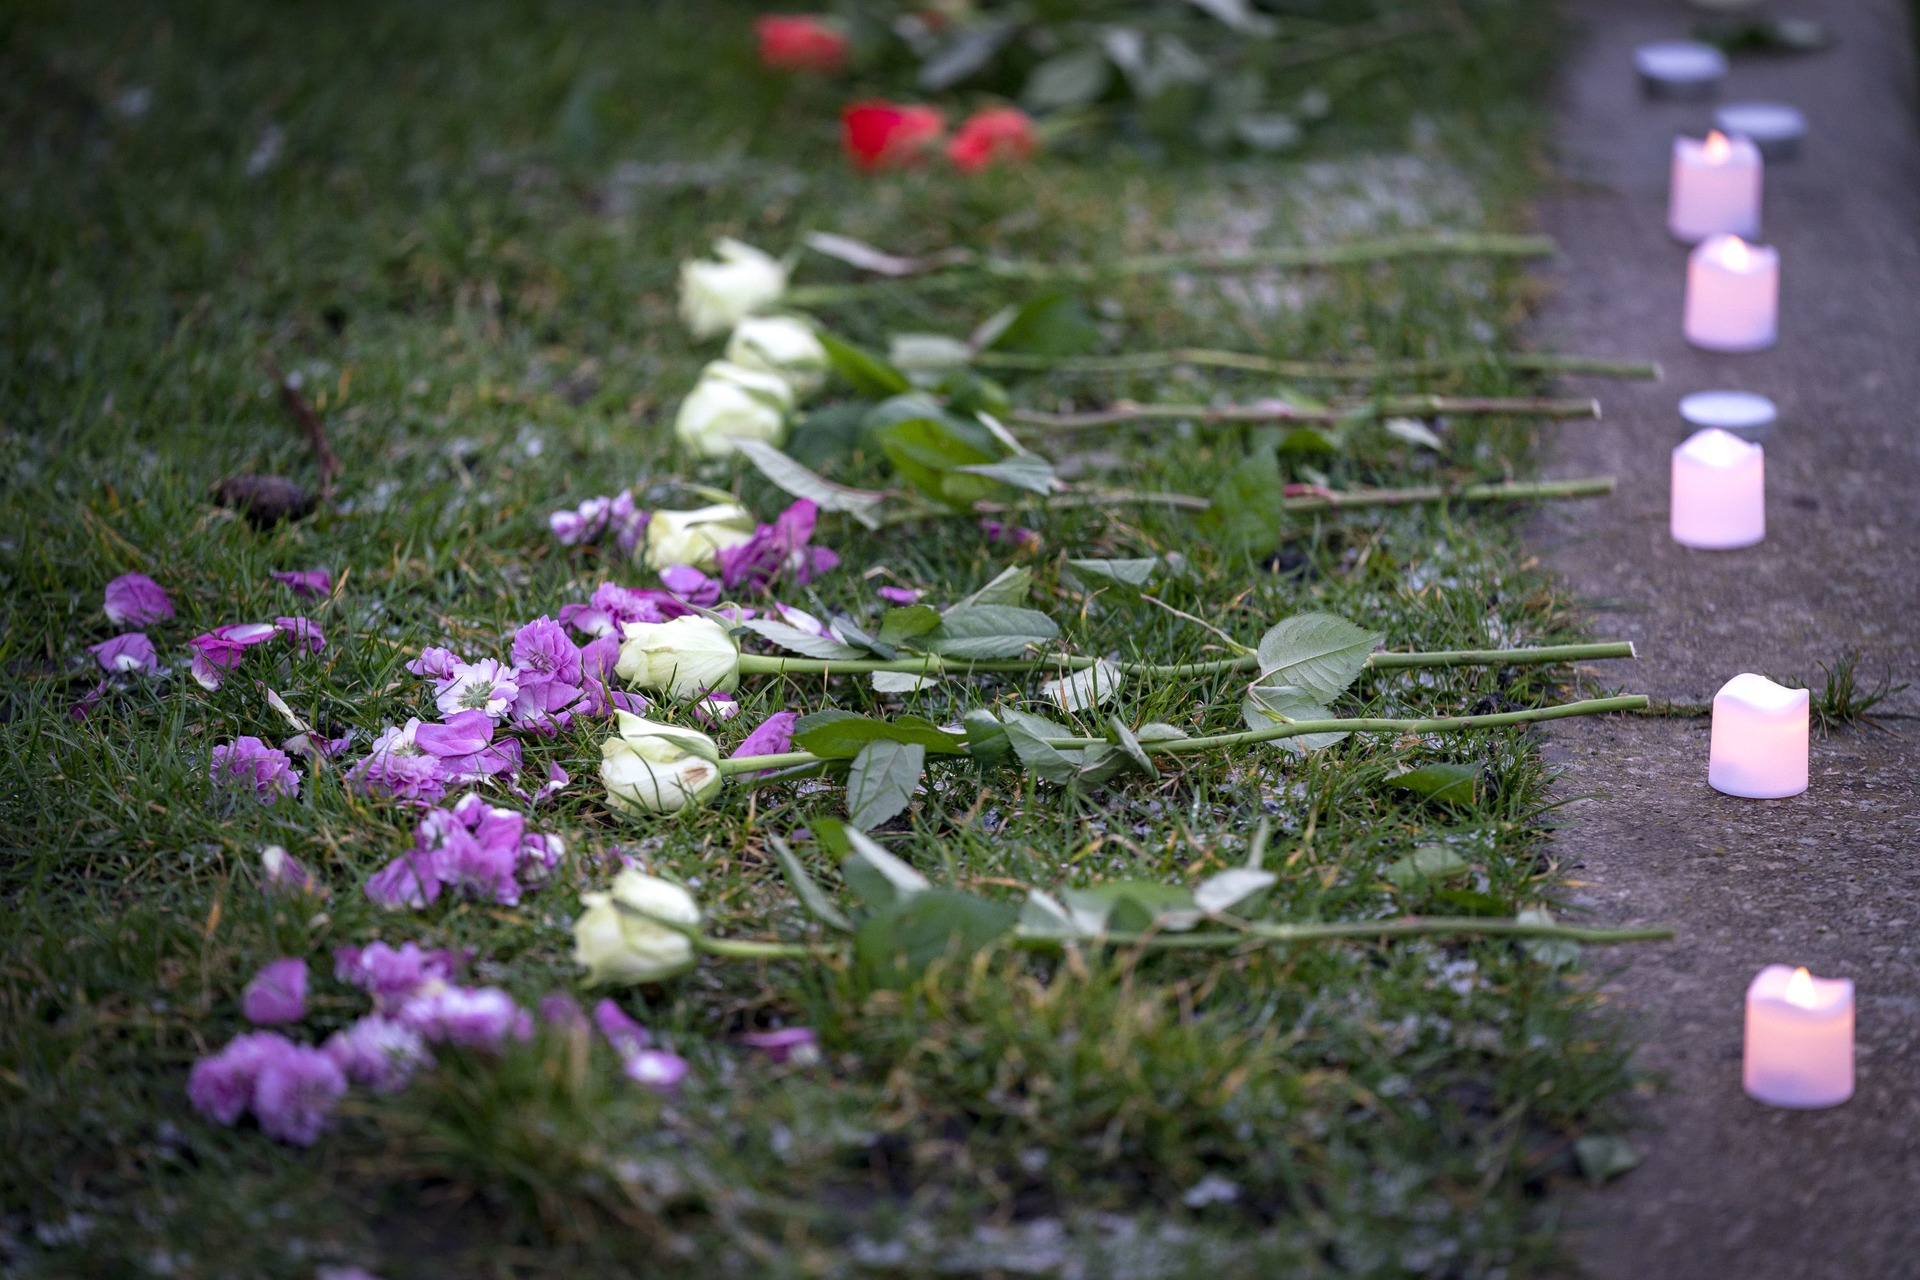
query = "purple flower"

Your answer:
(508, 617), (583, 732)
(539, 991), (589, 1034)
(414, 710), (494, 759)
(189, 622), (280, 690)
(731, 711), (798, 767)
(188, 1031), (295, 1126)
(658, 564), (722, 606)
(559, 582), (692, 639)
(365, 850), (441, 910)
(877, 586), (924, 605)
(623, 1049), (690, 1092)
(695, 692), (740, 724)
(397, 986), (533, 1051)
(346, 721), (448, 805)
(324, 1014), (433, 1094)
(211, 737), (301, 804)
(335, 942), (461, 1011)
(104, 573), (174, 626)
(518, 831), (566, 883)
(713, 499), (839, 594)
(577, 634), (649, 717)
(89, 632), (158, 674)
(317, 1268), (386, 1280)
(979, 519), (1041, 552)
(609, 491), (648, 556)
(406, 647), (465, 680)
(70, 680), (111, 720)
(275, 616), (326, 654)
(550, 495), (612, 546)
(270, 568), (333, 600)
(284, 731), (353, 761)
(242, 957), (309, 1025)
(512, 762), (570, 807)
(593, 998), (651, 1058)
(251, 1044), (347, 1146)
(742, 1027), (820, 1065)
(260, 845), (316, 896)
(435, 659), (519, 720)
